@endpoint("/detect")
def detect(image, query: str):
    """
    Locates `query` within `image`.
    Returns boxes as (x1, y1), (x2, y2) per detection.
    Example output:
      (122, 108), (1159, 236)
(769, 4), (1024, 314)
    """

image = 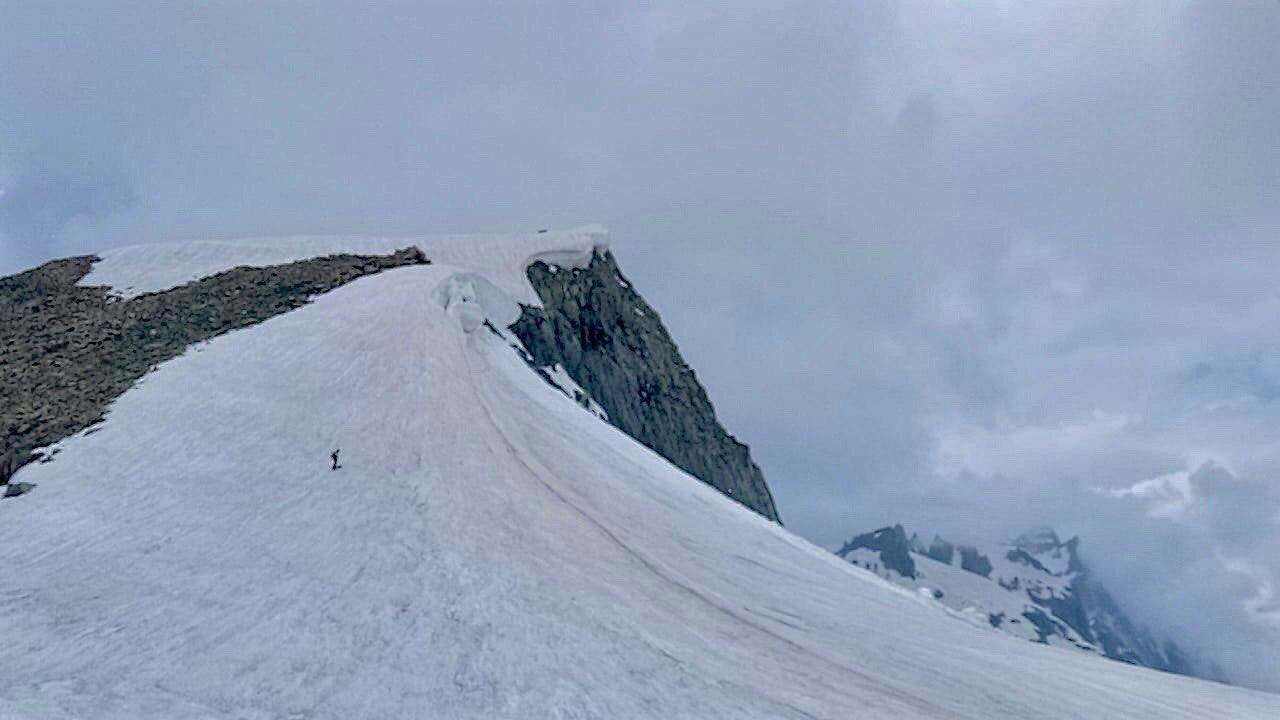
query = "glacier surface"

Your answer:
(3, 229), (1276, 718)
